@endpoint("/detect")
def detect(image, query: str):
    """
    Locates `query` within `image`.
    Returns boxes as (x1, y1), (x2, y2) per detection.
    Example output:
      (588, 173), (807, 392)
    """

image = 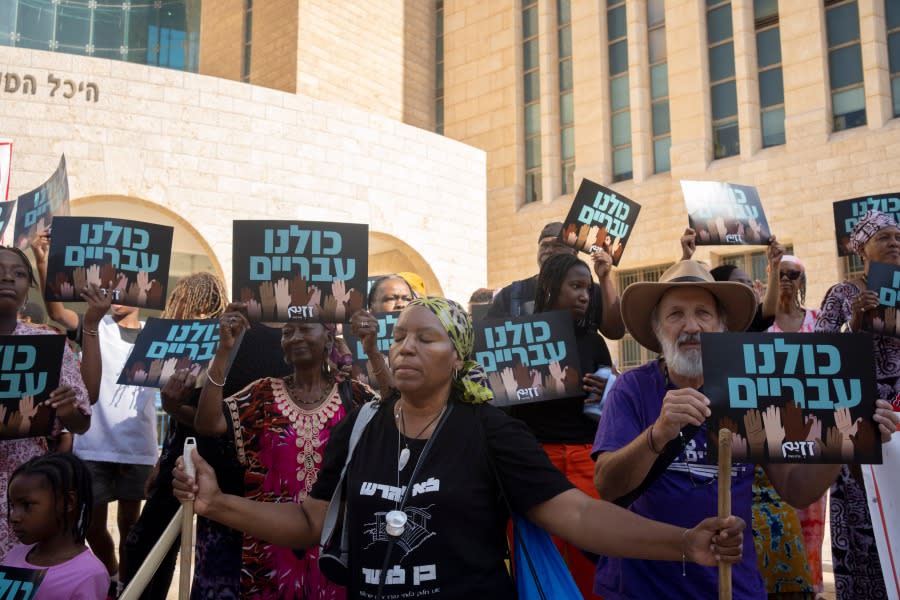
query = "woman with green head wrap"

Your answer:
(174, 297), (748, 599)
